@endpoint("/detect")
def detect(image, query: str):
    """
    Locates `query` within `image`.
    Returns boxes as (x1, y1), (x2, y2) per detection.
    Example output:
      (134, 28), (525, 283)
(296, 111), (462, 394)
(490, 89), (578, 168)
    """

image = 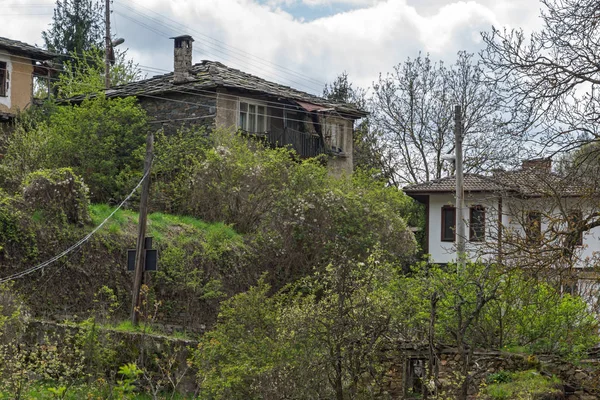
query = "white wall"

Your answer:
(428, 193), (600, 268)
(428, 192), (501, 264)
